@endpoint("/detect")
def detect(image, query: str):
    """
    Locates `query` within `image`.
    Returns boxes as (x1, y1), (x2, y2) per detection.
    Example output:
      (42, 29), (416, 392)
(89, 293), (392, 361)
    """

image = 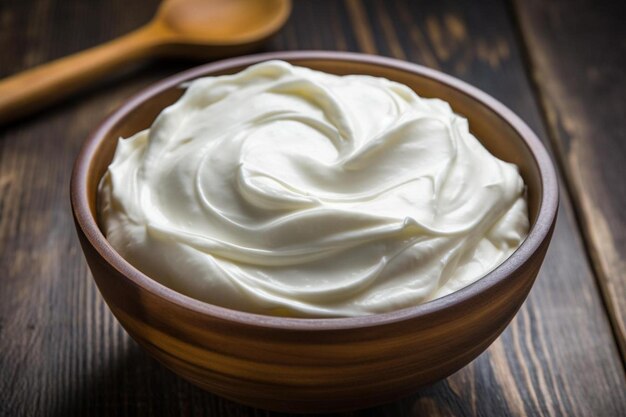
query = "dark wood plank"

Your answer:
(0, 0), (624, 416)
(513, 0), (626, 361)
